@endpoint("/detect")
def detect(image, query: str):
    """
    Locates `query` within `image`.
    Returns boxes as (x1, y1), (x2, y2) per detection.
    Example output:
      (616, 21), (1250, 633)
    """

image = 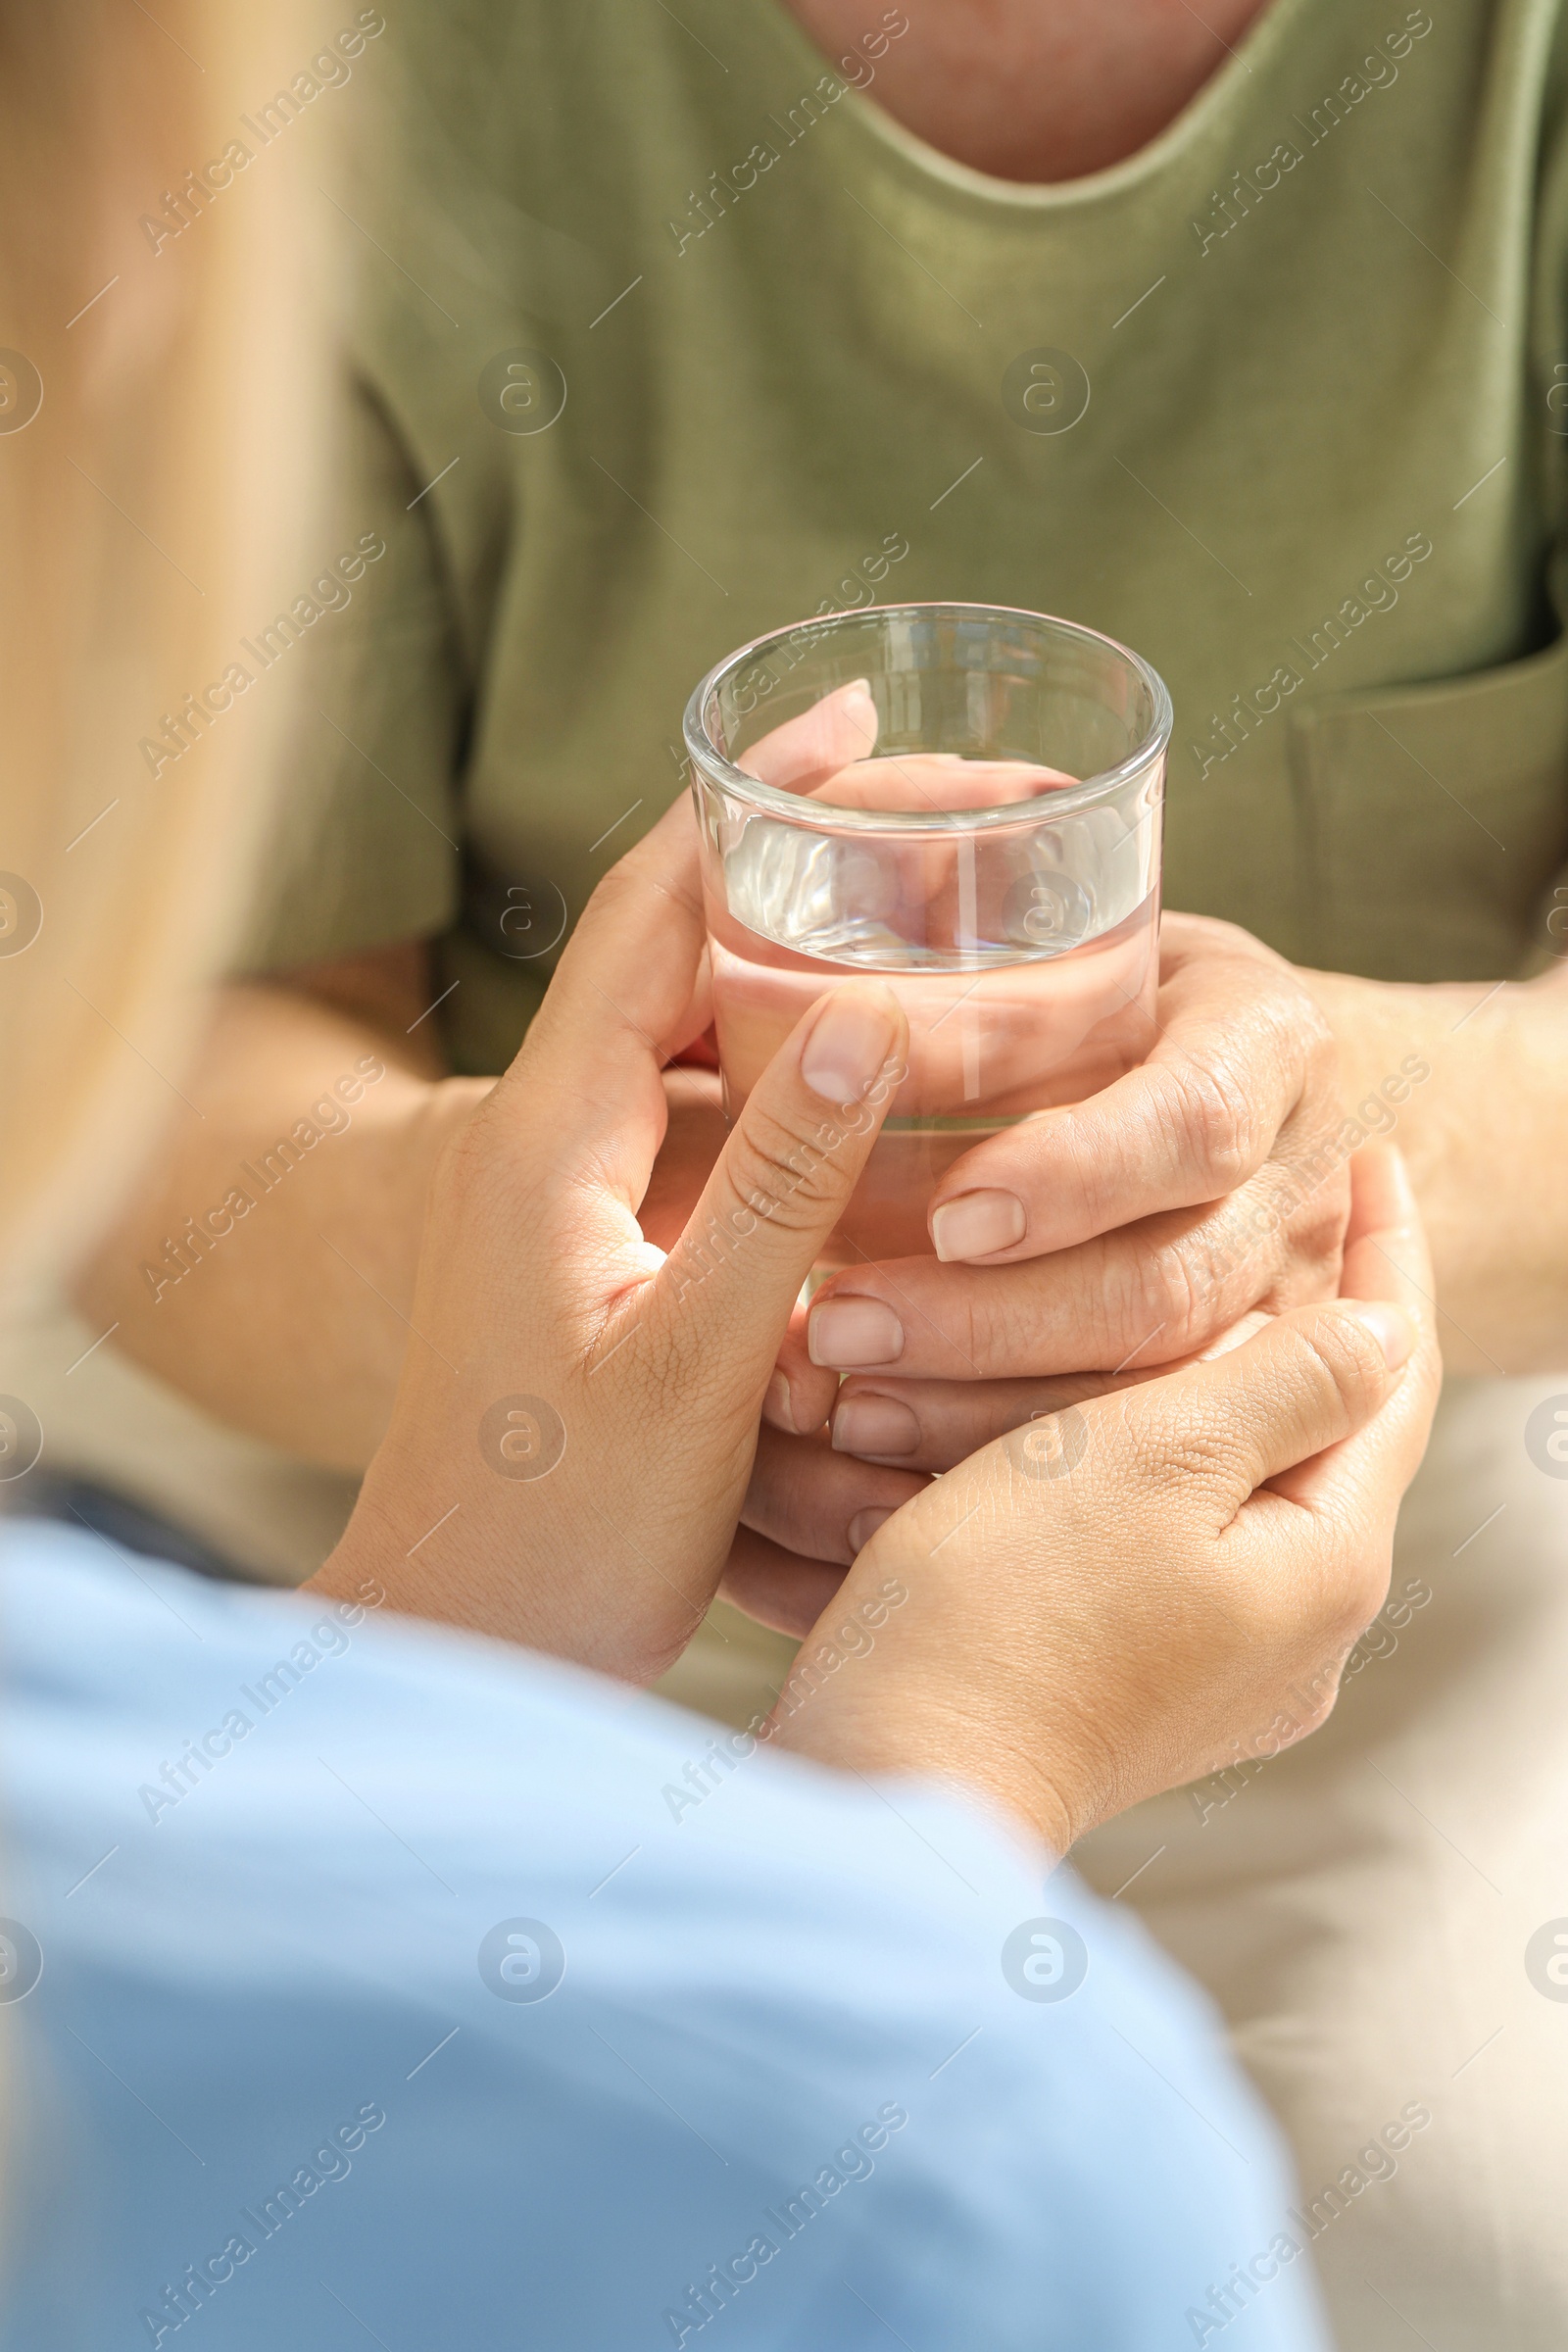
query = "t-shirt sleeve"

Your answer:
(229, 374), (466, 976)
